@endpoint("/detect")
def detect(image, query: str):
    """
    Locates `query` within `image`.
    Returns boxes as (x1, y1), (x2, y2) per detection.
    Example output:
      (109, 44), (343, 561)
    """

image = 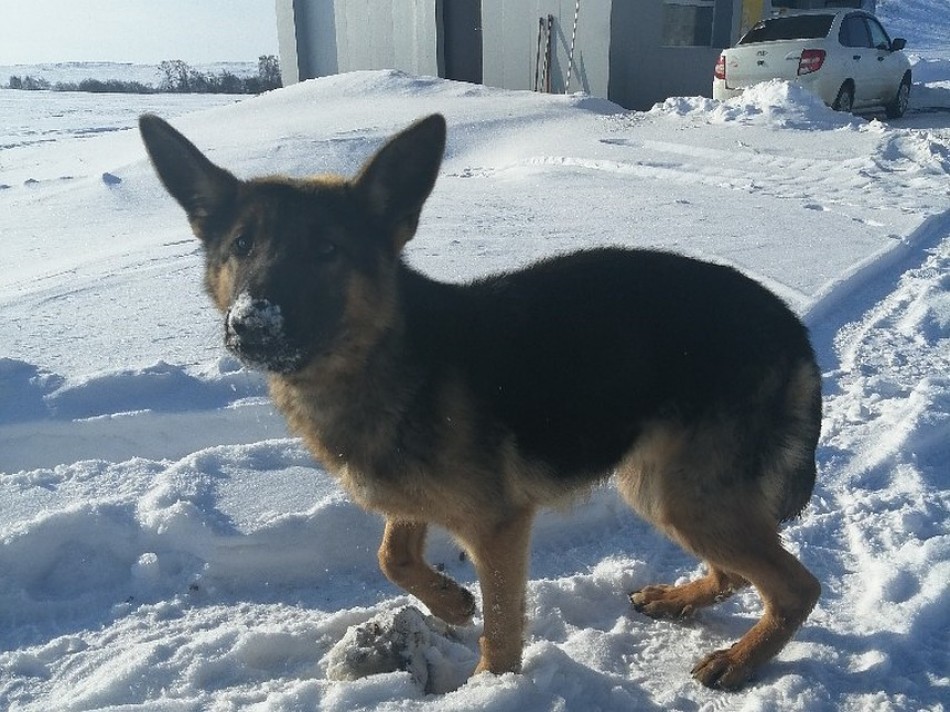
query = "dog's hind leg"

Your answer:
(462, 507), (535, 675)
(631, 565), (749, 618)
(377, 518), (476, 626)
(688, 537), (820, 689)
(660, 507), (820, 690)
